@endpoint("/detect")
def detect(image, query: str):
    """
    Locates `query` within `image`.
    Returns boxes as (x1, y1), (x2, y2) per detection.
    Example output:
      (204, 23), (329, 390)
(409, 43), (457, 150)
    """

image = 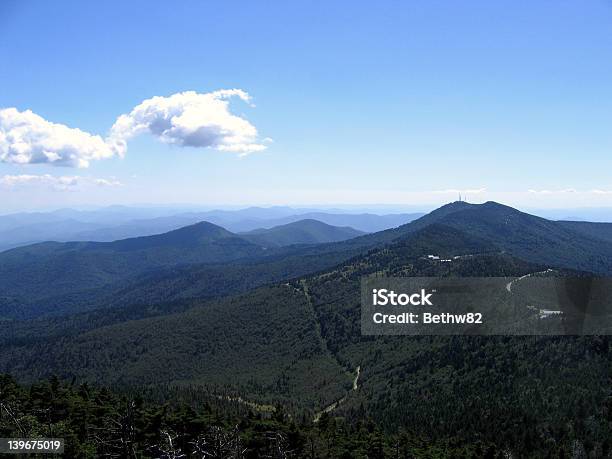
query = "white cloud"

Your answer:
(525, 188), (612, 197)
(0, 174), (77, 190)
(0, 108), (120, 168)
(109, 89), (268, 156)
(0, 89), (268, 169)
(0, 174), (122, 191)
(433, 188), (487, 194)
(528, 188), (577, 194)
(92, 178), (123, 187)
